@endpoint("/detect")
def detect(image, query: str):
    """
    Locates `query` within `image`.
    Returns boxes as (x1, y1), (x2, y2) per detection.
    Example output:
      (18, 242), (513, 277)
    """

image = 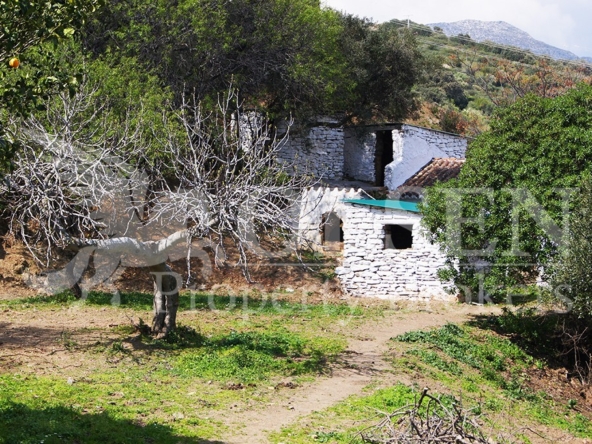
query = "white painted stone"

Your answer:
(338, 203), (451, 300)
(384, 125), (467, 191)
